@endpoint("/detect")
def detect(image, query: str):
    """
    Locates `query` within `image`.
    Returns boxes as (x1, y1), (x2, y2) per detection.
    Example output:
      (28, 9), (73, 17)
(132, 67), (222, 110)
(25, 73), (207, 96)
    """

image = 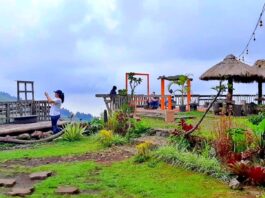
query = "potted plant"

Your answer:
(168, 75), (189, 112)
